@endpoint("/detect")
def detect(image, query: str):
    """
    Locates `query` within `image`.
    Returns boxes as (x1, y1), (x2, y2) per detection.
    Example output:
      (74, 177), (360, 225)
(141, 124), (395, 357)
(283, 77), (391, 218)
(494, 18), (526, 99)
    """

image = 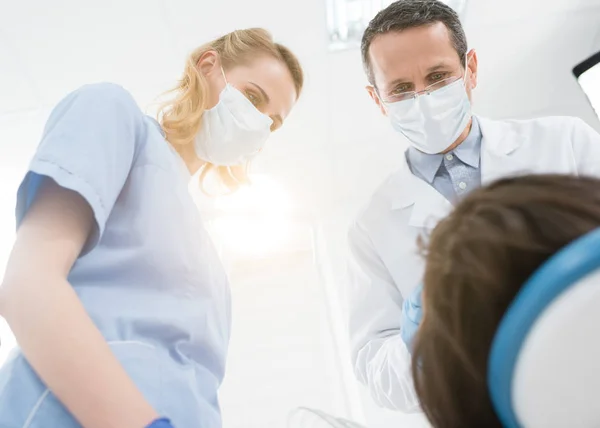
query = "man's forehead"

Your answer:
(368, 24), (461, 84)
